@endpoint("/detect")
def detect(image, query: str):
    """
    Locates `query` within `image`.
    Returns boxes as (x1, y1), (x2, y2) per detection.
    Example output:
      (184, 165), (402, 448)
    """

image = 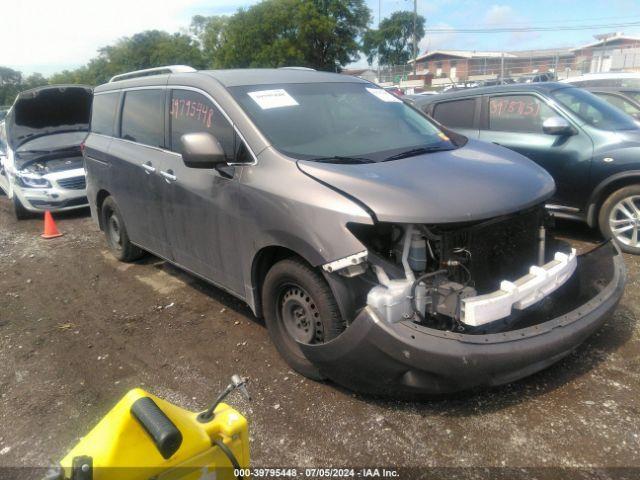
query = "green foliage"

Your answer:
(0, 67), (48, 106)
(363, 11), (425, 67)
(193, 0), (371, 71)
(49, 30), (207, 86)
(191, 15), (228, 63)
